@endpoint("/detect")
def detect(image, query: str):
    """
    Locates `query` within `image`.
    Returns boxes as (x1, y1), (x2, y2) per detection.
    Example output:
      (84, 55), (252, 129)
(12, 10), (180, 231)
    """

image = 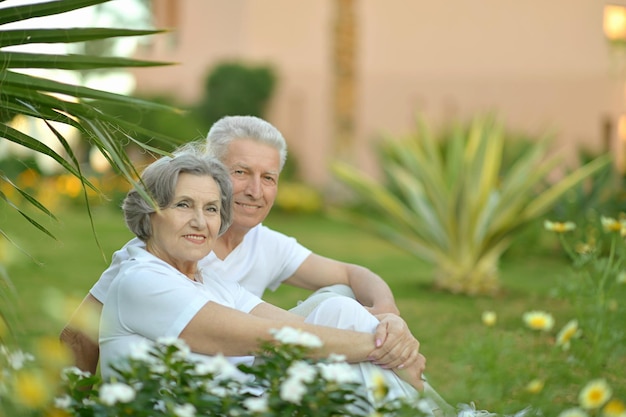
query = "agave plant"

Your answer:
(0, 0), (184, 245)
(332, 116), (611, 295)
